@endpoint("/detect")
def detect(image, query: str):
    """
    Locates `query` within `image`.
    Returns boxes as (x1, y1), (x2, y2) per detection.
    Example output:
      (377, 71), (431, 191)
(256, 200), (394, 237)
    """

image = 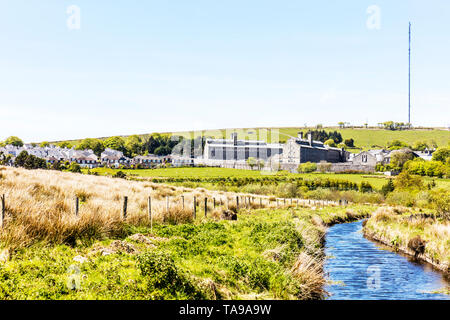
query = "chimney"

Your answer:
(307, 133), (312, 146)
(298, 132), (303, 139)
(231, 133), (238, 146)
